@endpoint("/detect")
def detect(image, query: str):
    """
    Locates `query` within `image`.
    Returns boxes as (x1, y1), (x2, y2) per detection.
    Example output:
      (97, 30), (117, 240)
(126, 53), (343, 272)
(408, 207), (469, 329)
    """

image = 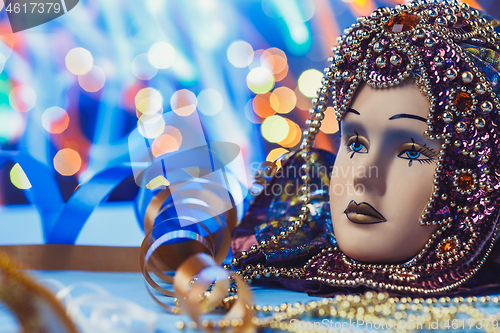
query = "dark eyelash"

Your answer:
(345, 145), (356, 159)
(414, 143), (438, 160)
(413, 158), (434, 165)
